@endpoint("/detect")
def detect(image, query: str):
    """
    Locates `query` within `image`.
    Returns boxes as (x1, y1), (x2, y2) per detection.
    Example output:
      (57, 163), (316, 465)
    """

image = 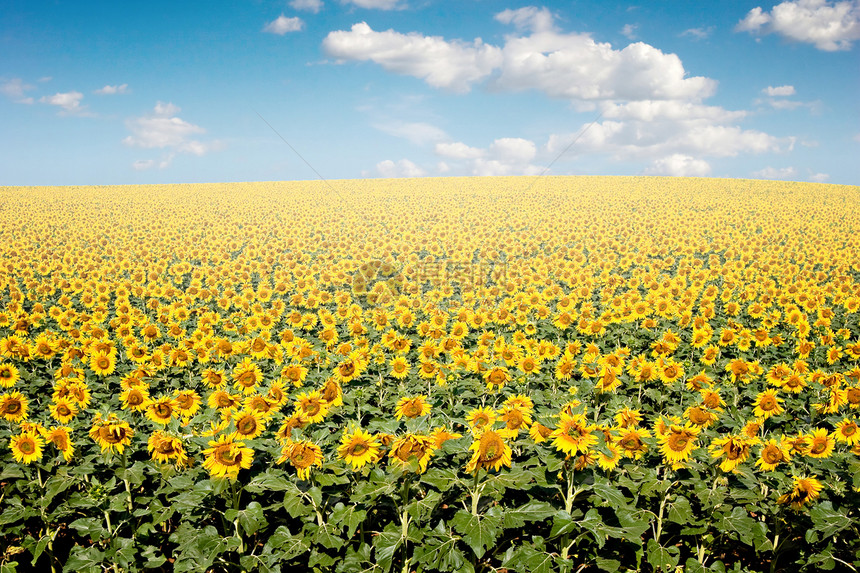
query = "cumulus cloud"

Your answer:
(323, 22), (502, 92)
(736, 0), (860, 51)
(263, 15), (304, 35)
(1, 78), (36, 103)
(124, 102), (221, 169)
(763, 85), (796, 96)
(809, 172), (830, 182)
(751, 166), (798, 179)
(435, 137), (542, 175)
(39, 91), (91, 115)
(323, 9), (715, 100)
(645, 154), (712, 176)
(373, 120), (447, 145)
(376, 158), (426, 177)
(94, 83), (129, 95)
(291, 0), (323, 12)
